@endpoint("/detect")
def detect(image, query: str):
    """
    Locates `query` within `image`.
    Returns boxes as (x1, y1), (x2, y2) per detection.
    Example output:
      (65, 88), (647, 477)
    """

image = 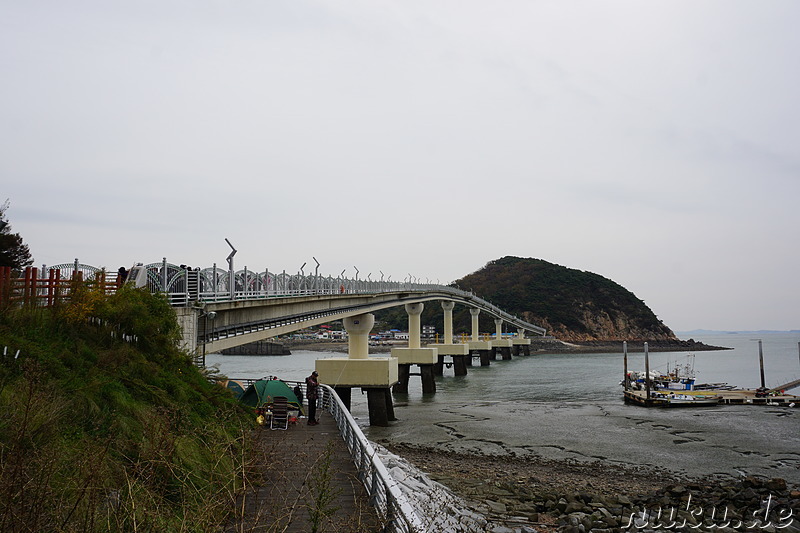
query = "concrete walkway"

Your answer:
(225, 413), (382, 533)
